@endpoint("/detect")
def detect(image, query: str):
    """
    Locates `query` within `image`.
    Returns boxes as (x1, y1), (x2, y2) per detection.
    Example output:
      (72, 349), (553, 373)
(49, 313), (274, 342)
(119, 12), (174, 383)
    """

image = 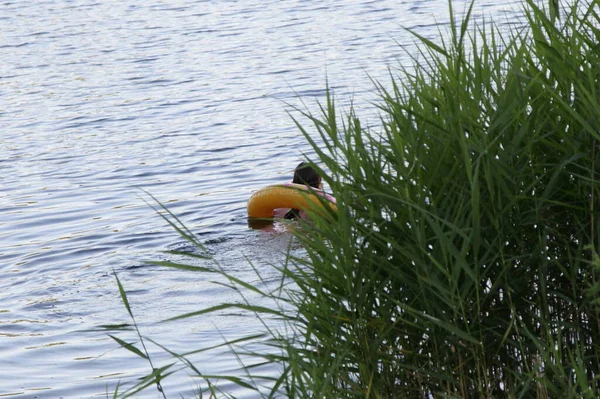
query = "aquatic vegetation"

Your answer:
(102, 0), (600, 397)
